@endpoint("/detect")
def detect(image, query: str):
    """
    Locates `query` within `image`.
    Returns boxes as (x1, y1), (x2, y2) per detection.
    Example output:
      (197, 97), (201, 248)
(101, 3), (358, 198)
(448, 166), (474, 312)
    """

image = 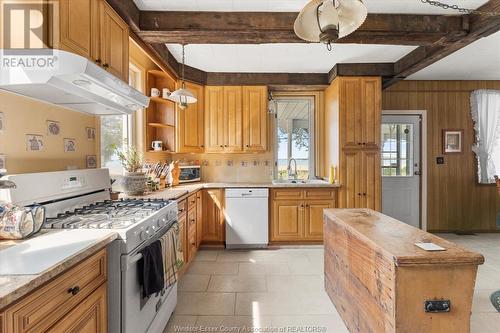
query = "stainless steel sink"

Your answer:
(272, 179), (330, 185)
